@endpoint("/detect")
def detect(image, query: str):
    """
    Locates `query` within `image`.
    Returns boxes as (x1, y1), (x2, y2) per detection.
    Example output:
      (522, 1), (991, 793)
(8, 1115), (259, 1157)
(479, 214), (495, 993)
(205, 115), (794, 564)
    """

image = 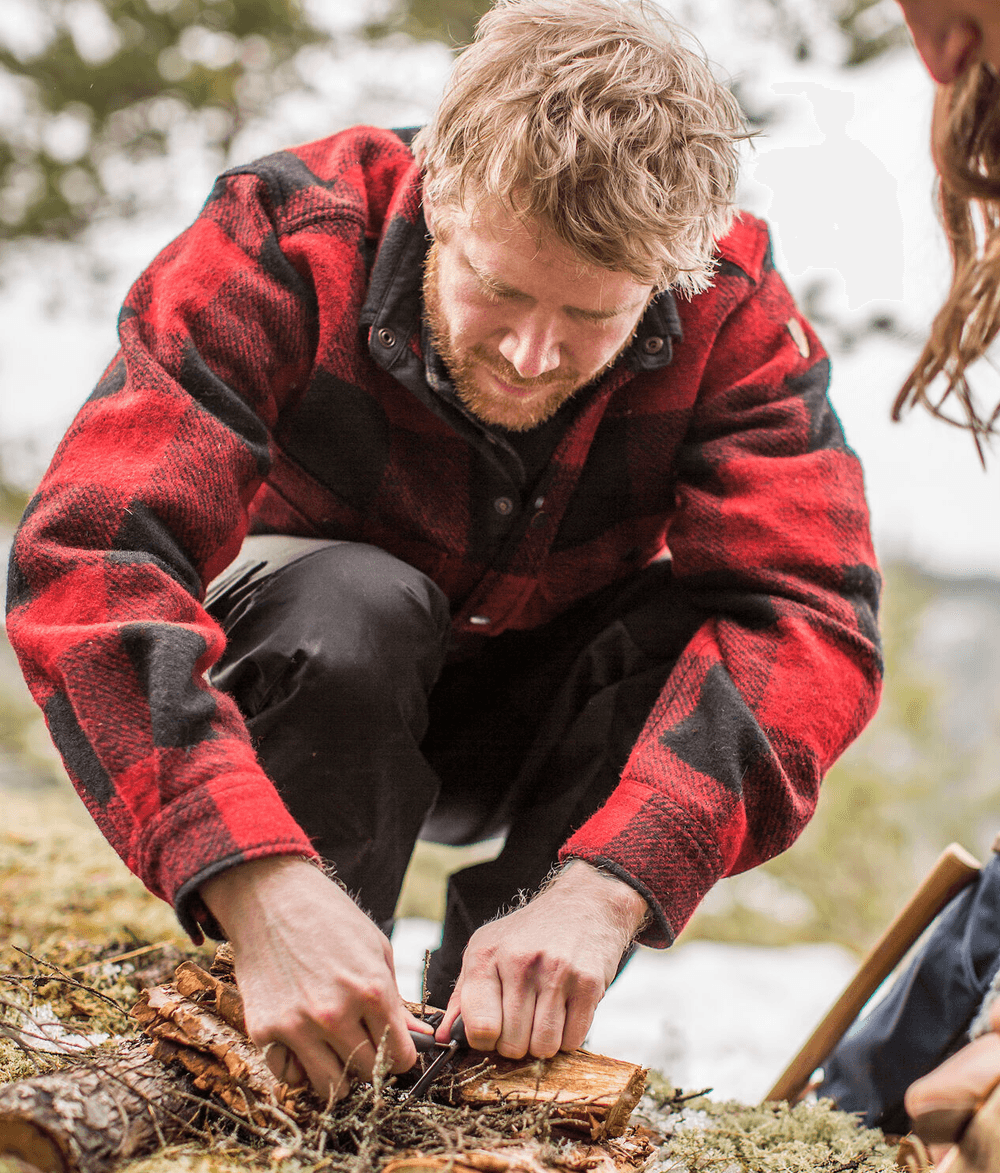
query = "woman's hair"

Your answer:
(894, 63), (1000, 449)
(412, 0), (747, 295)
